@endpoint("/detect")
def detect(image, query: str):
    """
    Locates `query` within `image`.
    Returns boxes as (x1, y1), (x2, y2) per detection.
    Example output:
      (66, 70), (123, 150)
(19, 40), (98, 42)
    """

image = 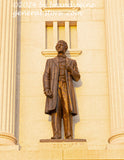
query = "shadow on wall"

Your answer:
(73, 79), (82, 139)
(67, 50), (83, 138)
(15, 1), (21, 145)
